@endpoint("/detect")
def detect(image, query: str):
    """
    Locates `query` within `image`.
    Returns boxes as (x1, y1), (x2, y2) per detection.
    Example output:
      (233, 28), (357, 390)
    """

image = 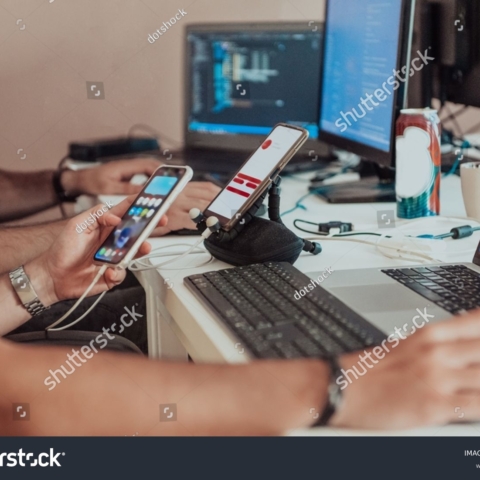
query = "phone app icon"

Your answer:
(128, 207), (136, 216)
(137, 197), (144, 205)
(141, 208), (149, 217)
(143, 197), (150, 206)
(261, 139), (272, 150)
(154, 198), (162, 207)
(134, 207), (143, 216)
(146, 209), (155, 218)
(99, 248), (106, 255)
(148, 198), (156, 207)
(105, 249), (112, 257)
